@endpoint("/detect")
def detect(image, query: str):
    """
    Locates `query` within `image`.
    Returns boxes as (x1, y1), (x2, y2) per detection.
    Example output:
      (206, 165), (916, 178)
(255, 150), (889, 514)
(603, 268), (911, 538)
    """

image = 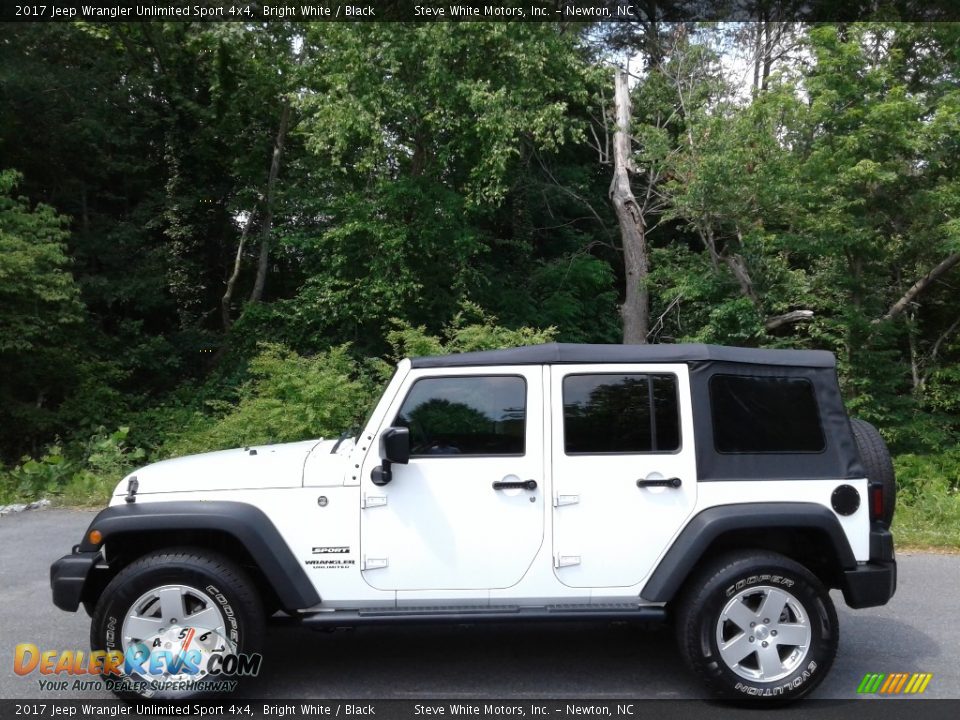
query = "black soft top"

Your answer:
(409, 342), (836, 369)
(408, 342), (863, 482)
